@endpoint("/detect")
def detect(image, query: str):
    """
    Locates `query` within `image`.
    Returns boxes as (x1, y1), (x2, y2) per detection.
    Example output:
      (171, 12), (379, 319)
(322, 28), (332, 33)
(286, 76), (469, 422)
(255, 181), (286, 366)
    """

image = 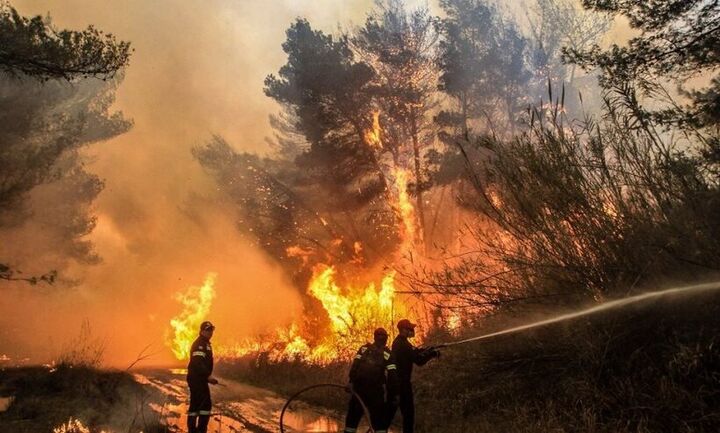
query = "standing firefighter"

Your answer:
(344, 327), (398, 433)
(387, 319), (440, 433)
(186, 321), (219, 433)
